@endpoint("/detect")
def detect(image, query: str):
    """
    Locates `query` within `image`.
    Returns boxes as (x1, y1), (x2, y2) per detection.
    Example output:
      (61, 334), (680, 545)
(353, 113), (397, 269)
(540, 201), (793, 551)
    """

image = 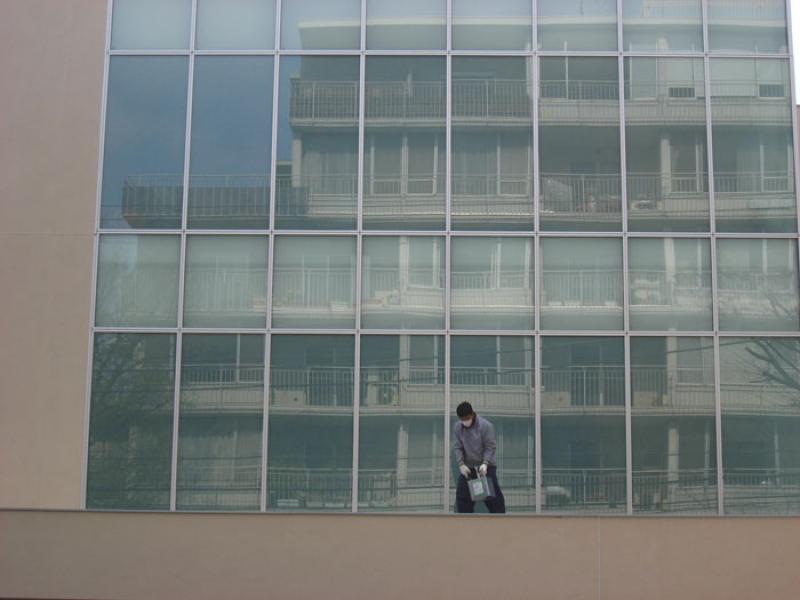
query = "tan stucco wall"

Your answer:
(0, 0), (107, 508)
